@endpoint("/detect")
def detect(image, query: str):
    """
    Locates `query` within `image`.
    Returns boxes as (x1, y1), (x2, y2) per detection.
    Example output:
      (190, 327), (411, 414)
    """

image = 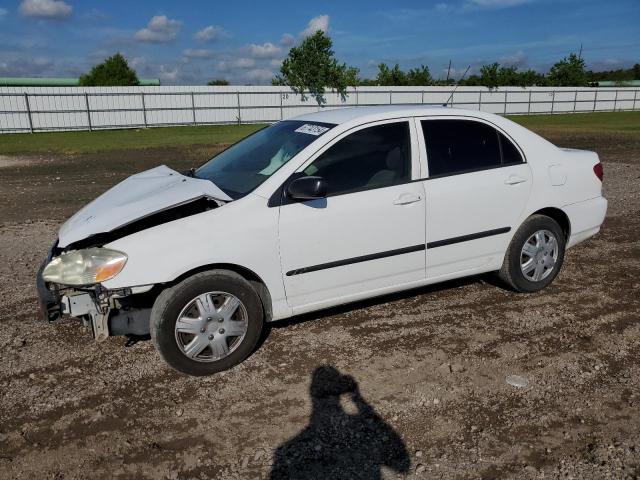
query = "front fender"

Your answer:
(102, 194), (289, 319)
